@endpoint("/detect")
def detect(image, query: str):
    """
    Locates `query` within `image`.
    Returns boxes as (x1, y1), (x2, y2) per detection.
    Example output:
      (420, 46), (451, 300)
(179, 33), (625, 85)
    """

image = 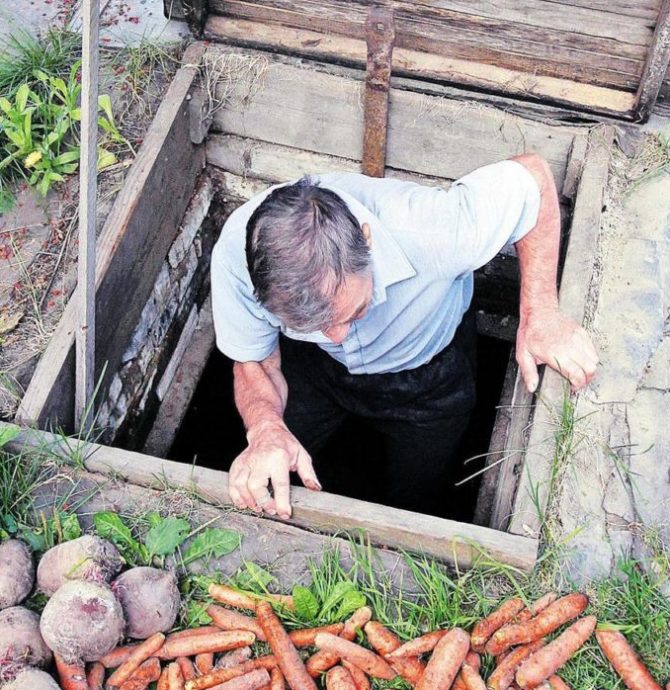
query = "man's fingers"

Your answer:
(248, 468), (274, 514)
(270, 467), (292, 519)
(295, 448), (321, 492)
(517, 347), (540, 393)
(230, 459), (255, 510)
